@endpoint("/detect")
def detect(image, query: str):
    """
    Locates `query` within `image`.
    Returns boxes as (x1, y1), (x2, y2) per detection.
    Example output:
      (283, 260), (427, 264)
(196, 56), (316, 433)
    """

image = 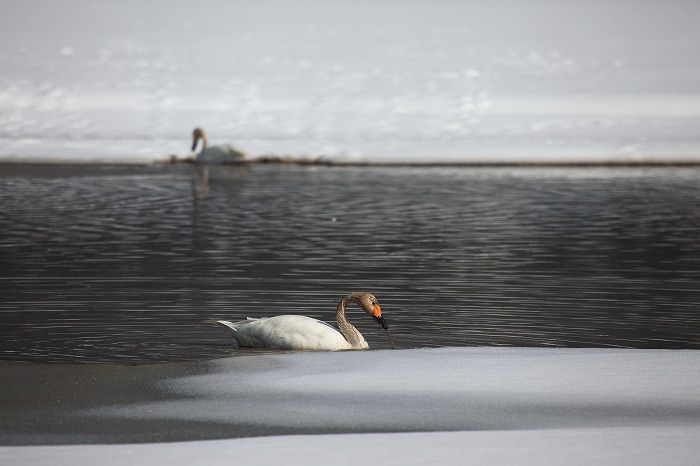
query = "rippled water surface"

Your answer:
(1, 164), (699, 362)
